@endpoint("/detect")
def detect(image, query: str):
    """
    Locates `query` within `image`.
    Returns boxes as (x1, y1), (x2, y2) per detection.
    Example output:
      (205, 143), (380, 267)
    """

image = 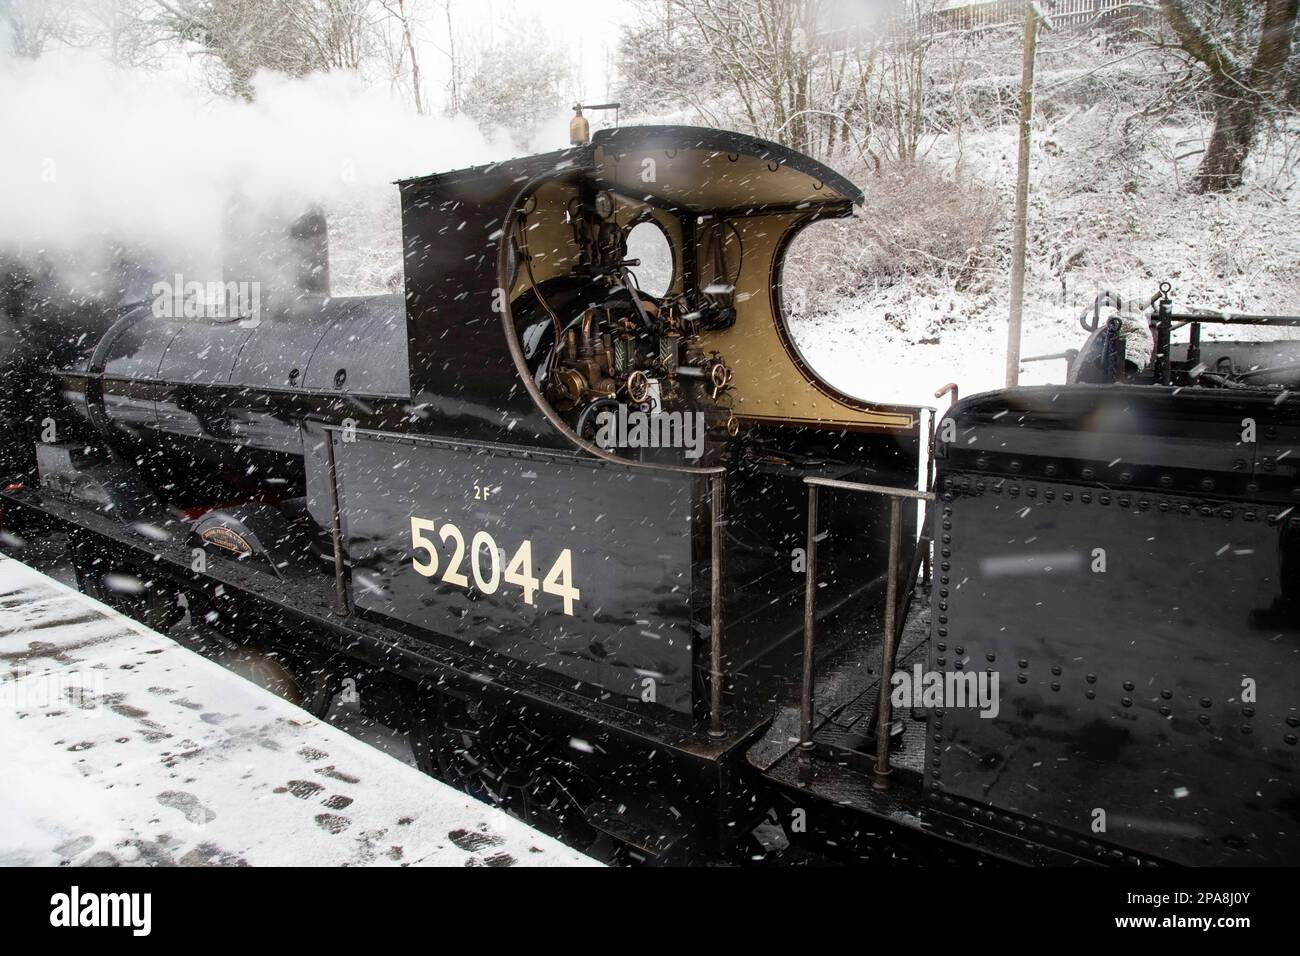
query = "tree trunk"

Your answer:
(398, 0), (424, 115)
(1162, 0), (1300, 193)
(1196, 85), (1262, 192)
